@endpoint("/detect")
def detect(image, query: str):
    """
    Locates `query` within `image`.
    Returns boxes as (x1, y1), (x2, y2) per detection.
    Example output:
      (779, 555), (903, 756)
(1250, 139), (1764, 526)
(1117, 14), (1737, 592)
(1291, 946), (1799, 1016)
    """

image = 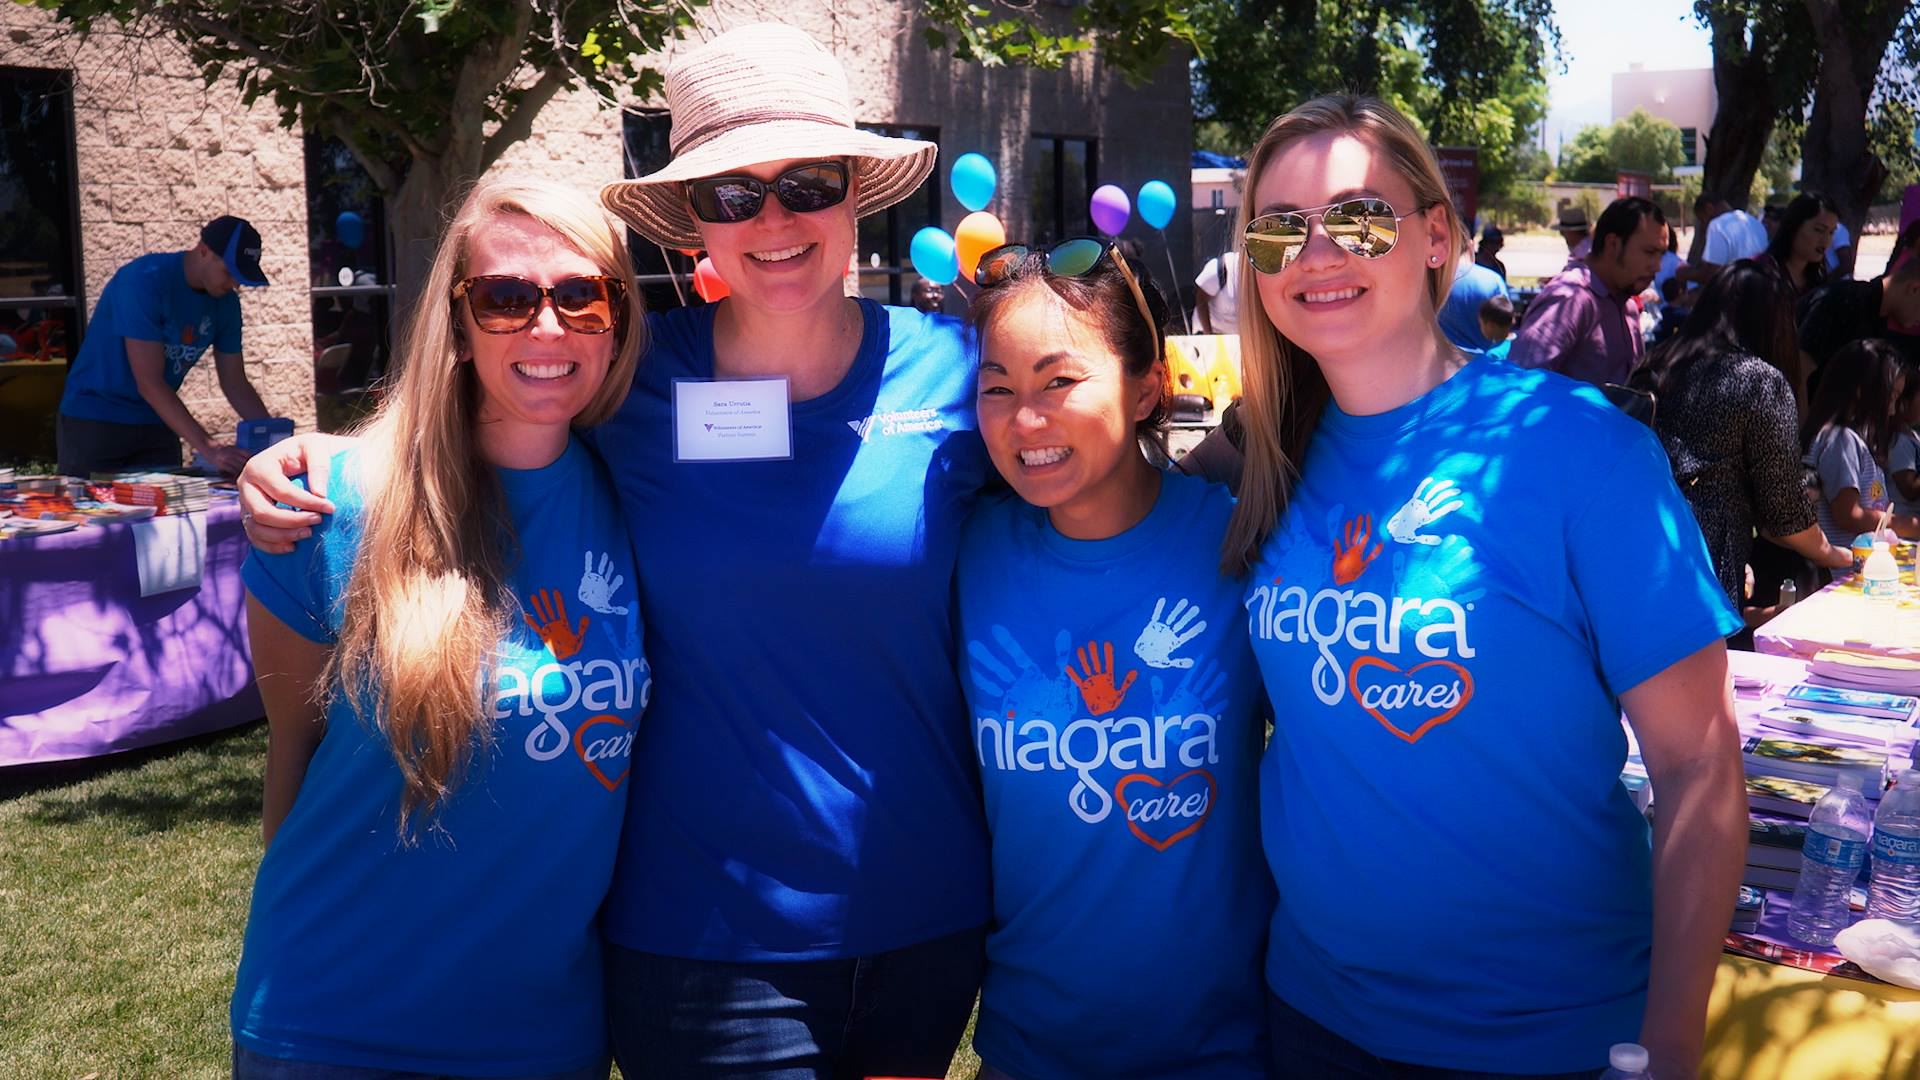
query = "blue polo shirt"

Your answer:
(586, 299), (994, 961)
(61, 252), (242, 425)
